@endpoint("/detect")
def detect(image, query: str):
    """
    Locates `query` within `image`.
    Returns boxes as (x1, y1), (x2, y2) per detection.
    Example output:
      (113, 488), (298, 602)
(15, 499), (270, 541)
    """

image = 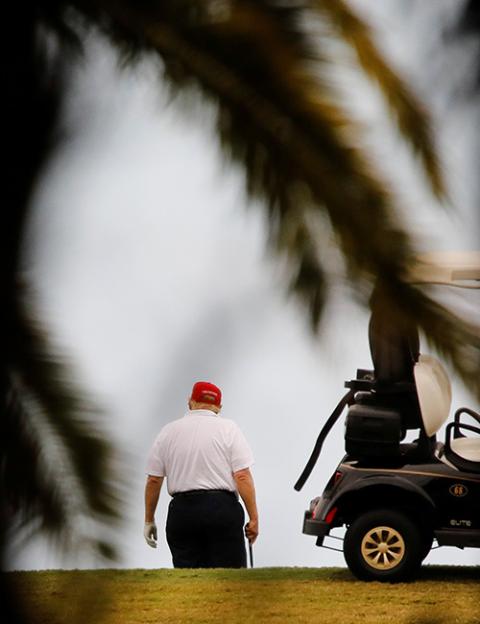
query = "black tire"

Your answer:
(420, 531), (434, 562)
(344, 509), (423, 582)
